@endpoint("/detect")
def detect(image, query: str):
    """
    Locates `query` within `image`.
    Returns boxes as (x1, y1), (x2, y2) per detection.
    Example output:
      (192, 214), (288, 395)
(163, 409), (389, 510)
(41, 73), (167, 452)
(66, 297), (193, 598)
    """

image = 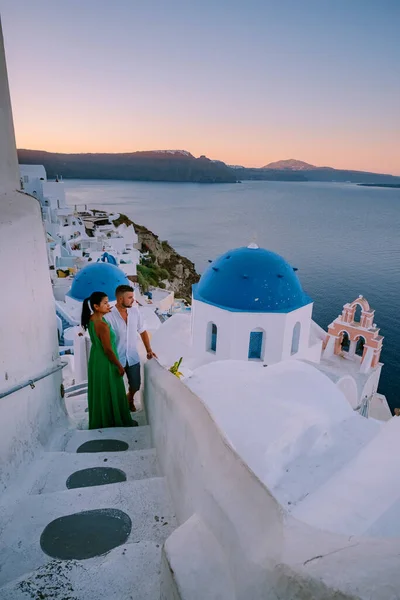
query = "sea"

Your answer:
(64, 179), (400, 410)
